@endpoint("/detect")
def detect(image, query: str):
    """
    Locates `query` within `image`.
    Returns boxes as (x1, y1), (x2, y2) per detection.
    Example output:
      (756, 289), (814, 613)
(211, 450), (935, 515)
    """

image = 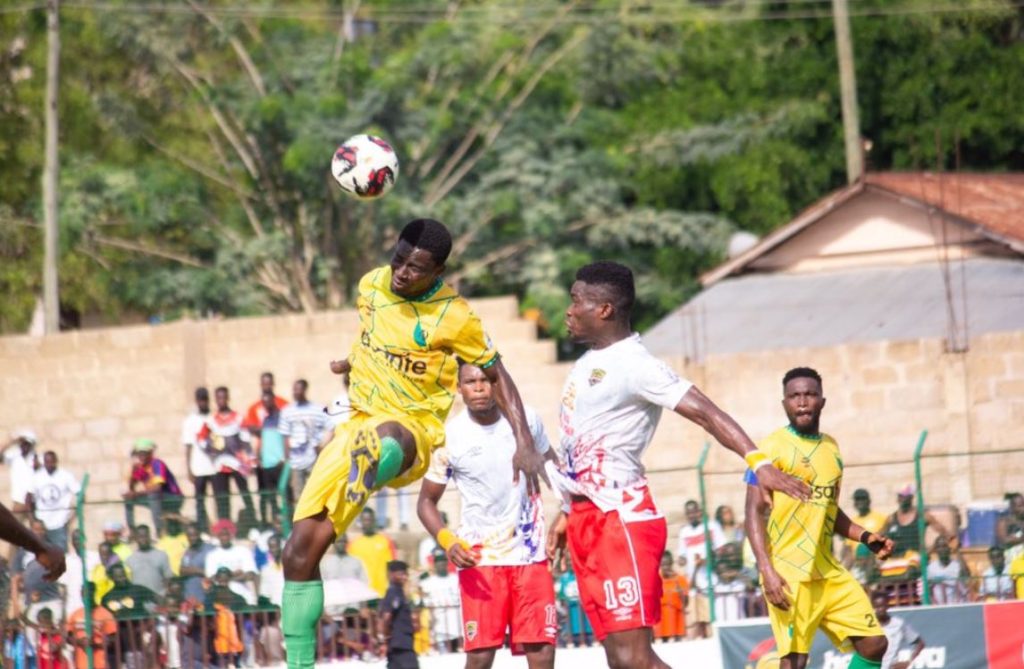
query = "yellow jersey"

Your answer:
(348, 266), (499, 423)
(750, 426), (844, 583)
